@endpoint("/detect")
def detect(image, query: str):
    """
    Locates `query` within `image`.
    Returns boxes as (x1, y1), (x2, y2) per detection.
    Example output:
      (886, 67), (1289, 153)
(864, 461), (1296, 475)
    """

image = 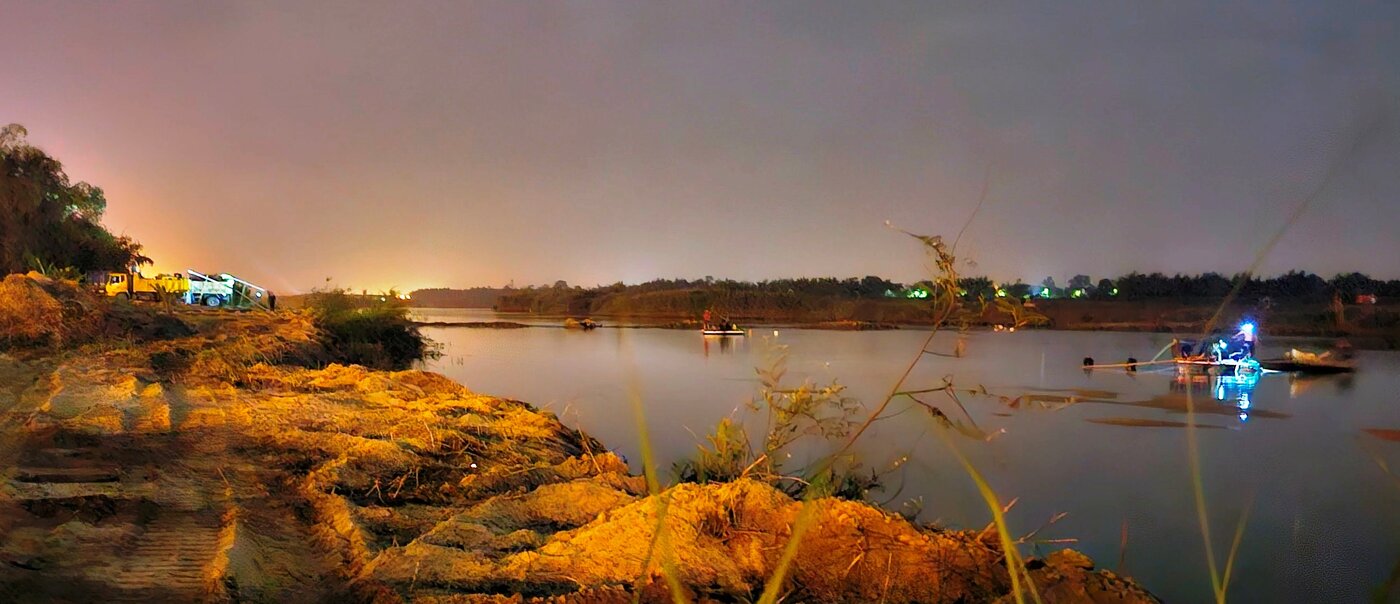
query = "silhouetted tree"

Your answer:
(1094, 278), (1115, 299)
(957, 276), (995, 299)
(0, 124), (147, 274)
(1005, 281), (1033, 299)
